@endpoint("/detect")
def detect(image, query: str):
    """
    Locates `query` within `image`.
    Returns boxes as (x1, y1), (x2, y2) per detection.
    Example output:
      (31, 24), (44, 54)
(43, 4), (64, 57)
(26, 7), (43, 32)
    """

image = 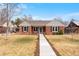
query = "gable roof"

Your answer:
(19, 19), (64, 26)
(2, 21), (14, 27)
(28, 20), (50, 26)
(0, 20), (7, 26)
(65, 21), (79, 27)
(19, 21), (31, 26)
(64, 21), (70, 27)
(46, 19), (64, 26)
(19, 20), (50, 26)
(73, 21), (79, 26)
